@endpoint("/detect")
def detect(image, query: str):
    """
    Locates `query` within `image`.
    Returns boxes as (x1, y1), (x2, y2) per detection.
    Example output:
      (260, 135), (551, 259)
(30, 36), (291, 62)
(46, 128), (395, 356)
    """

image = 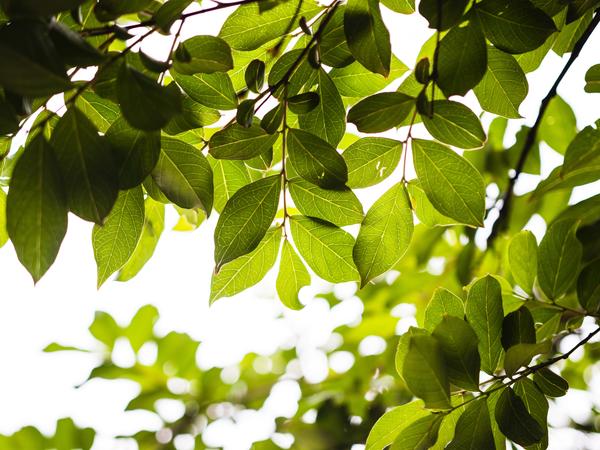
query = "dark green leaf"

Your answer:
(6, 136), (67, 282)
(578, 259), (600, 313)
(173, 35), (233, 75)
(214, 175), (280, 271)
(419, 0), (469, 30)
(154, 0), (192, 32)
(245, 59), (265, 93)
(1, 0), (87, 16)
(235, 99), (255, 128)
(319, 6), (354, 68)
(343, 137), (403, 188)
(562, 125), (600, 176)
(288, 178), (363, 227)
(514, 377), (549, 450)
(502, 307), (536, 350)
(508, 230), (538, 294)
(209, 123), (278, 160)
(585, 64), (600, 93)
(163, 90), (221, 135)
(395, 327), (429, 383)
(173, 71), (237, 110)
(353, 183), (413, 286)
(261, 104), (284, 134)
(347, 92), (414, 133)
(49, 22), (104, 67)
(139, 51), (170, 73)
(92, 186), (144, 288)
(504, 340), (551, 376)
(533, 367), (569, 397)
(422, 100), (486, 149)
(151, 137), (213, 214)
(466, 275), (504, 374)
(288, 92), (320, 114)
(495, 387), (544, 446)
(446, 399), (495, 450)
(276, 239), (310, 310)
(424, 288), (464, 332)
